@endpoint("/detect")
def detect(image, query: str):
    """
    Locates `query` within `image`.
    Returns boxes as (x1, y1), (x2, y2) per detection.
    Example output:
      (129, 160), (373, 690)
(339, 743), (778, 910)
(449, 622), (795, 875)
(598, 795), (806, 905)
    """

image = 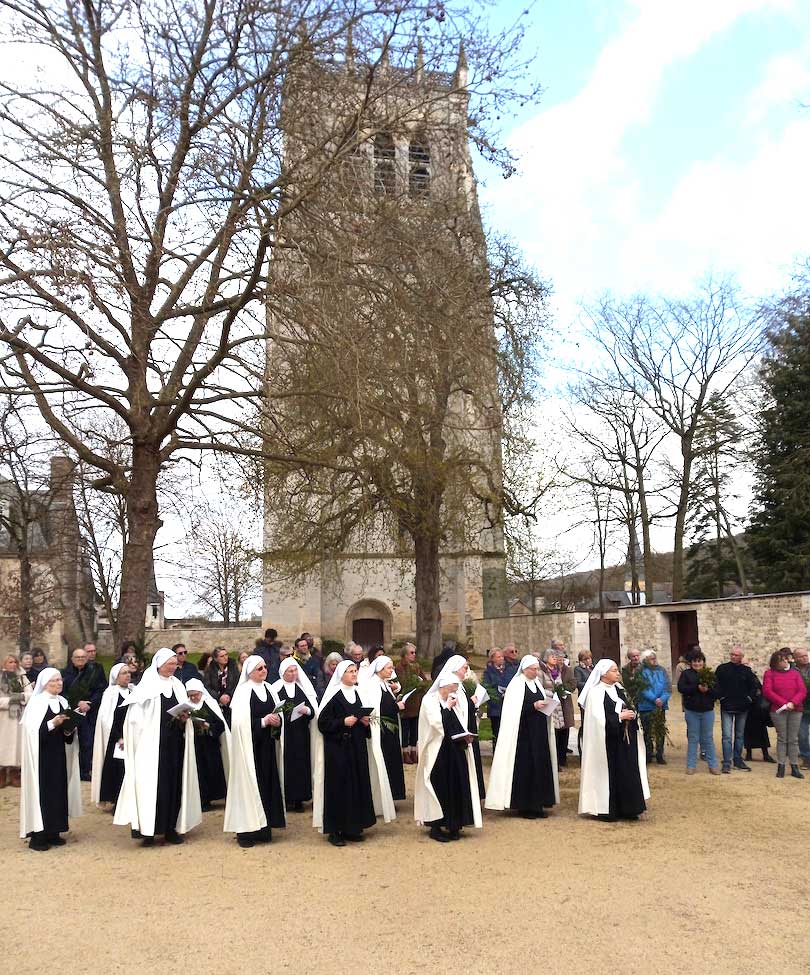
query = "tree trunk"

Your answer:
(17, 542), (32, 654)
(671, 439), (694, 601)
(638, 478), (655, 605)
(722, 509), (748, 594)
(117, 442), (162, 644)
(413, 528), (442, 661)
